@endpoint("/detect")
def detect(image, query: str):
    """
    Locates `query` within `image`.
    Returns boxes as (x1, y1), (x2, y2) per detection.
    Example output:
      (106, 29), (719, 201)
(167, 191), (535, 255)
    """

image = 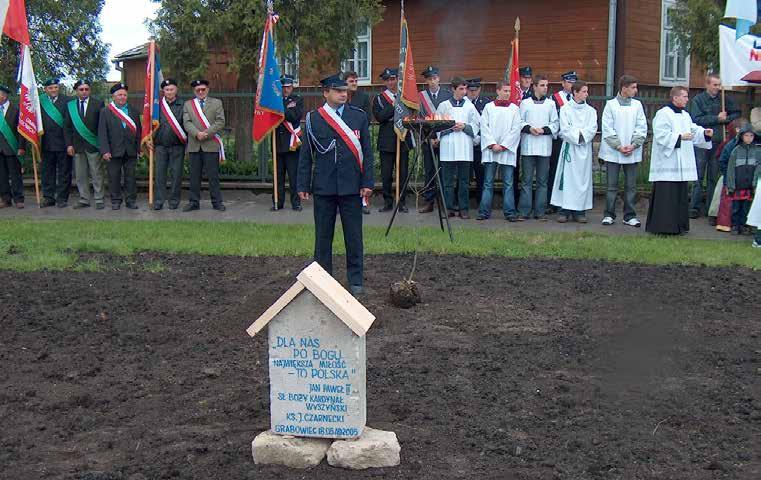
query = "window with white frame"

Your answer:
(341, 23), (372, 84)
(660, 0), (690, 85)
(279, 45), (299, 85)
